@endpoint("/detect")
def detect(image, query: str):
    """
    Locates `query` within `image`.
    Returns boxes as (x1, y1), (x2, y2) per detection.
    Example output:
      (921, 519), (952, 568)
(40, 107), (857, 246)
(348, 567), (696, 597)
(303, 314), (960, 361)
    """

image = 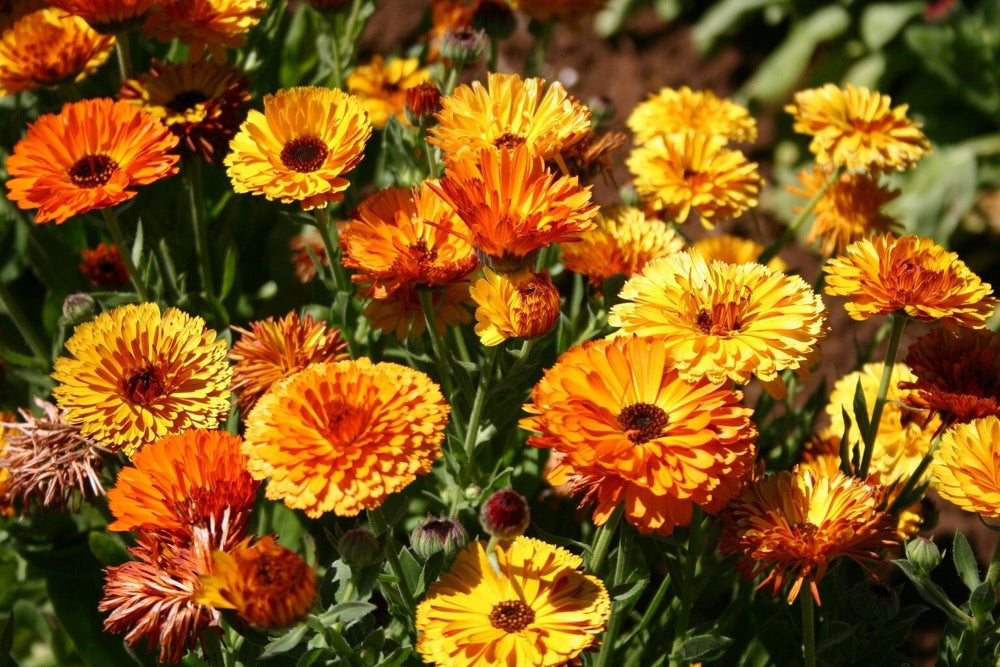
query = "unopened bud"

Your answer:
(337, 529), (380, 566)
(405, 82), (442, 125)
(439, 27), (486, 65)
(479, 489), (531, 539)
(410, 516), (469, 560)
(62, 293), (97, 325)
(905, 536), (942, 575)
